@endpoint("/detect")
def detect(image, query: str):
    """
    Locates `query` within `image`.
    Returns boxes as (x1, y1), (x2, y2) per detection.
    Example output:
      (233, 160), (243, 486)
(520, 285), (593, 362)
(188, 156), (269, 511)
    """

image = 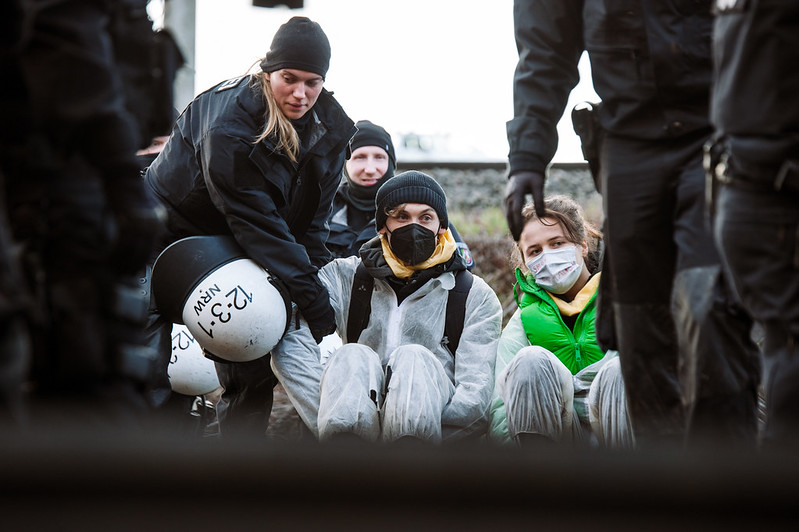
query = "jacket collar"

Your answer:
(302, 88), (355, 157)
